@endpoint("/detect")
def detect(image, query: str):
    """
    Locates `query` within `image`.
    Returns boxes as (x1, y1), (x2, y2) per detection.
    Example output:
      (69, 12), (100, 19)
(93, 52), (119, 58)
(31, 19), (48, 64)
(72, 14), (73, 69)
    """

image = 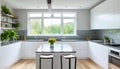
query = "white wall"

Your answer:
(14, 9), (90, 30)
